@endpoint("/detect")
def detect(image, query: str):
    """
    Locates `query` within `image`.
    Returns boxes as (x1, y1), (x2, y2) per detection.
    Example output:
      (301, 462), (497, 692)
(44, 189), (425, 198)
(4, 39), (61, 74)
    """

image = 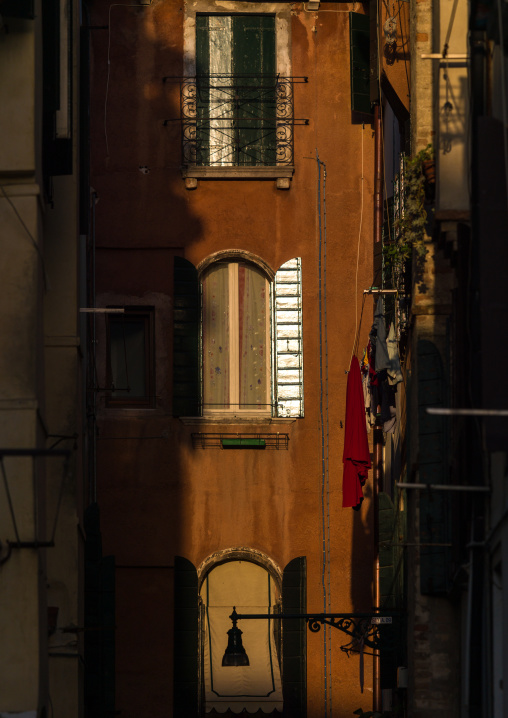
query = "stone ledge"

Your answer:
(179, 416), (297, 425)
(181, 166), (294, 180)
